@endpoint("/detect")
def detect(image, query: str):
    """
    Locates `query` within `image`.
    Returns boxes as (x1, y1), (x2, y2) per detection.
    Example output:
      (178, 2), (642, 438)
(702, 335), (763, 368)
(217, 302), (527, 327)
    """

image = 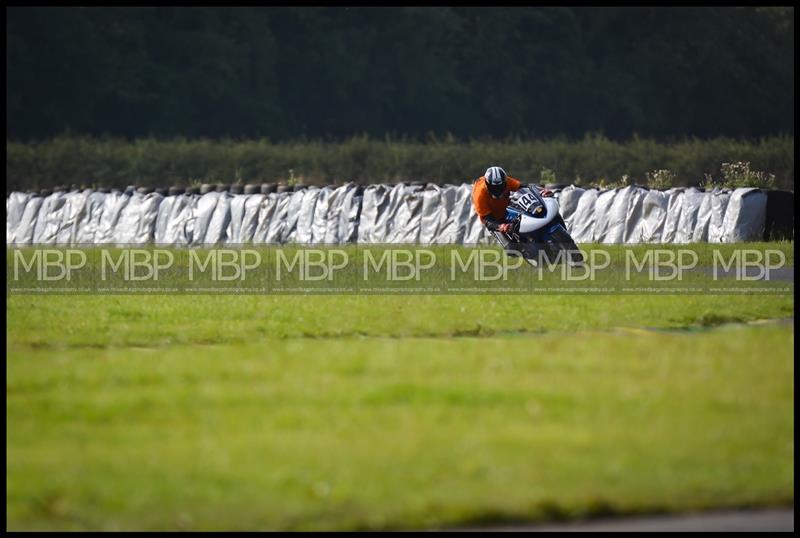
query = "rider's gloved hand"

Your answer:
(540, 188), (554, 197)
(498, 223), (513, 234)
